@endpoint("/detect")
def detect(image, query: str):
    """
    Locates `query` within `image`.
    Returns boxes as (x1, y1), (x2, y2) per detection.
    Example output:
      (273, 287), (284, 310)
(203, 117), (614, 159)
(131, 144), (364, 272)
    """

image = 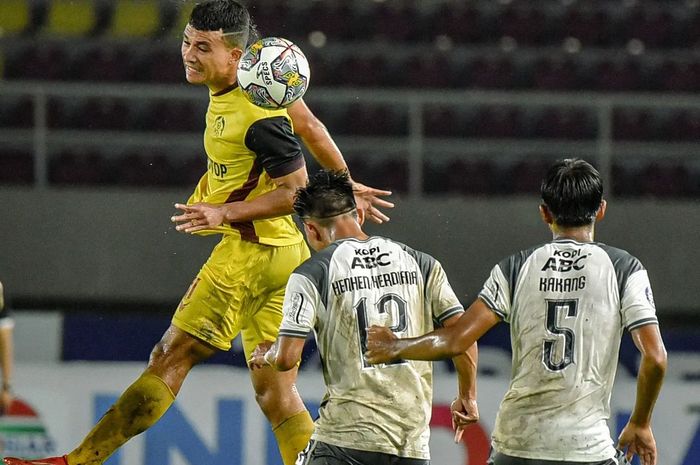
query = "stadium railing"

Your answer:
(1, 80), (699, 197)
